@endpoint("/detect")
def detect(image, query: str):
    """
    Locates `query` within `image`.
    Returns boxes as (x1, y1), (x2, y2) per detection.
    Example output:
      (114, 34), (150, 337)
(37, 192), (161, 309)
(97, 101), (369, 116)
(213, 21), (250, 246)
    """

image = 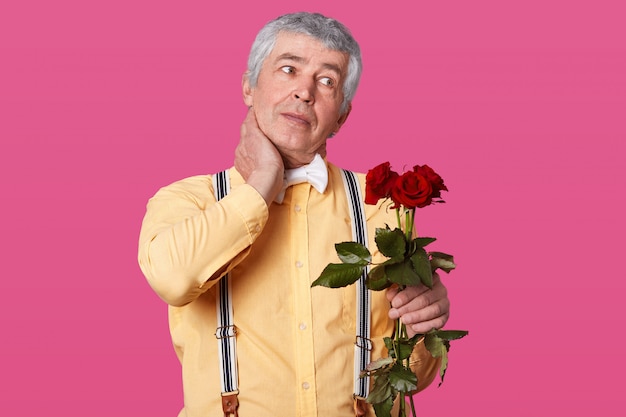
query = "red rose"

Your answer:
(414, 164), (448, 199)
(390, 171), (434, 209)
(365, 162), (399, 205)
